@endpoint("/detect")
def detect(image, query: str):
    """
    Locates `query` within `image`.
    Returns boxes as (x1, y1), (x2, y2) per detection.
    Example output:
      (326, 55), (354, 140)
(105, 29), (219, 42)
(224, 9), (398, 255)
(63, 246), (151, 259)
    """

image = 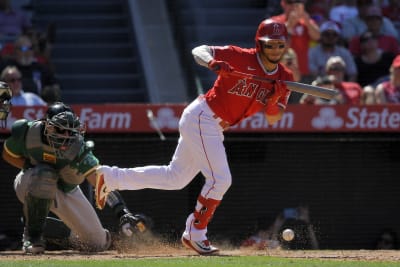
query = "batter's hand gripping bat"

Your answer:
(230, 71), (339, 100)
